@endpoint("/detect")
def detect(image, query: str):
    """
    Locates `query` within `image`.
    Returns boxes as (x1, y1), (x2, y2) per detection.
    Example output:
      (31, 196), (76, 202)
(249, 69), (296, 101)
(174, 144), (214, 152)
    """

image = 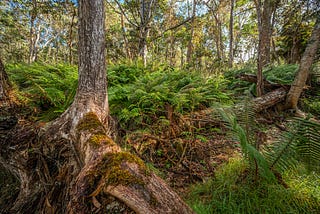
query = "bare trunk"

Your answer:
(28, 0), (38, 64)
(0, 56), (10, 103)
(228, 0), (235, 68)
(121, 14), (132, 60)
(68, 8), (76, 64)
(186, 0), (196, 64)
(285, 15), (320, 109)
(255, 0), (276, 96)
(139, 28), (149, 67)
